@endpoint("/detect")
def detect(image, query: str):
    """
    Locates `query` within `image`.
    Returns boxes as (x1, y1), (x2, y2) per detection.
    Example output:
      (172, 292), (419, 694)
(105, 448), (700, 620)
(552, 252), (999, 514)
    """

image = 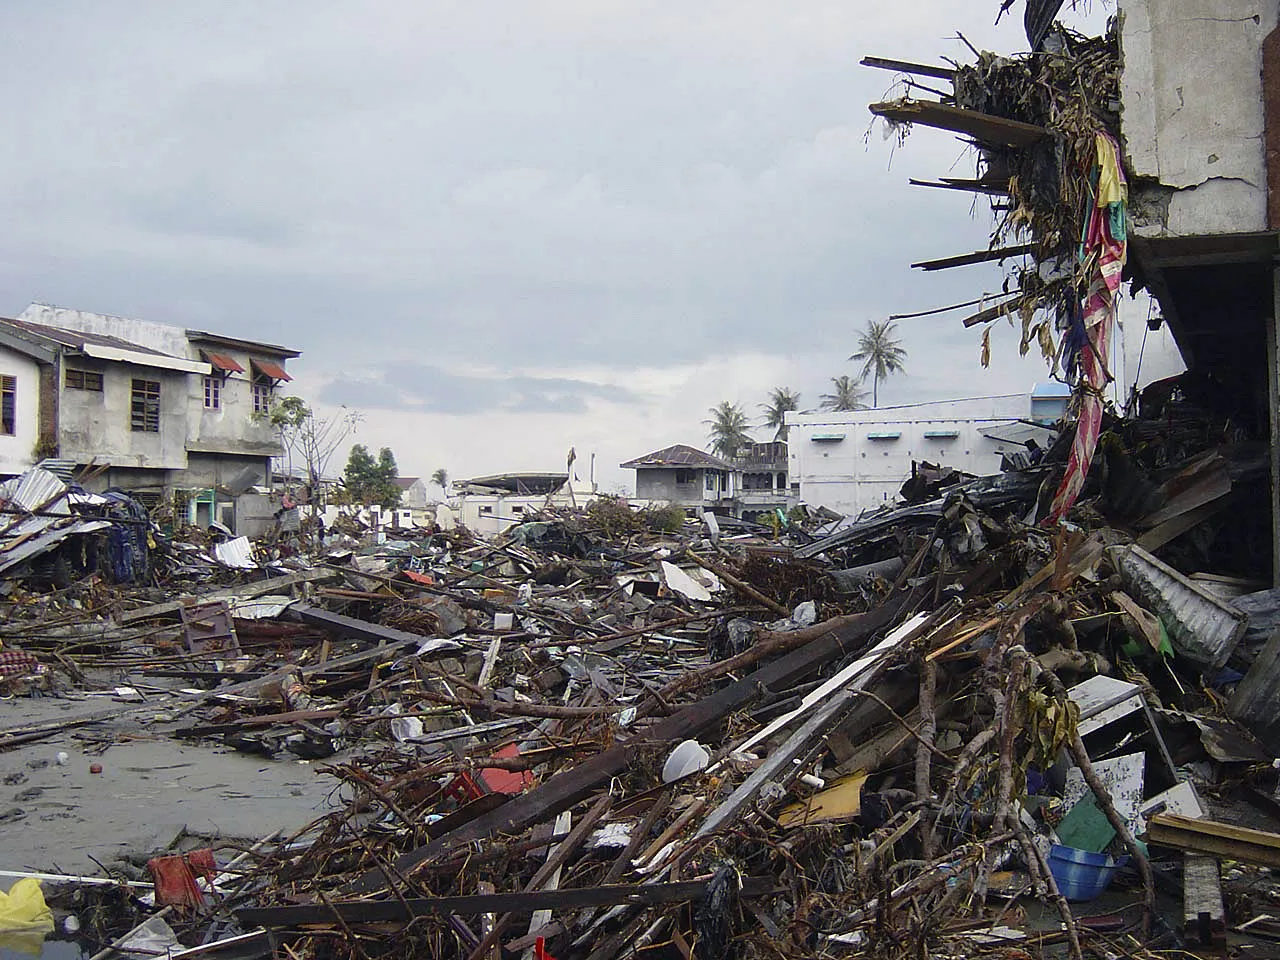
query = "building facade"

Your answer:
(786, 391), (1065, 518)
(0, 304), (299, 535)
(621, 442), (795, 520)
(453, 472), (595, 536)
